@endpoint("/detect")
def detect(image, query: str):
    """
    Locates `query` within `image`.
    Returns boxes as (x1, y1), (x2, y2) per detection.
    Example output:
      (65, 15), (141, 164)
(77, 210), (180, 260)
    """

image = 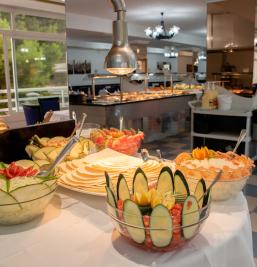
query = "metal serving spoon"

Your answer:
(232, 129), (247, 154)
(37, 113), (87, 177)
(141, 148), (161, 162)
